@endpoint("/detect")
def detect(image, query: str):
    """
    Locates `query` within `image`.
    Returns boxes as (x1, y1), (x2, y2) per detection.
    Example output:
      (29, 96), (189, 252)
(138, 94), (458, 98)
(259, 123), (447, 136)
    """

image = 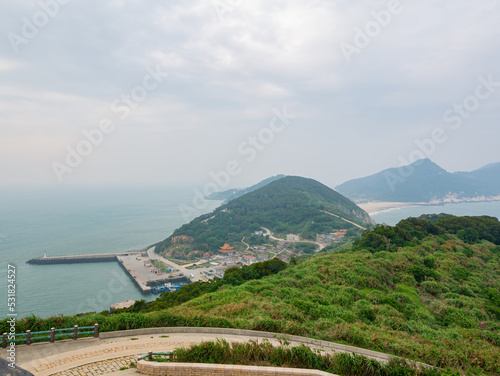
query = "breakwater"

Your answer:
(26, 253), (122, 265)
(116, 256), (152, 294)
